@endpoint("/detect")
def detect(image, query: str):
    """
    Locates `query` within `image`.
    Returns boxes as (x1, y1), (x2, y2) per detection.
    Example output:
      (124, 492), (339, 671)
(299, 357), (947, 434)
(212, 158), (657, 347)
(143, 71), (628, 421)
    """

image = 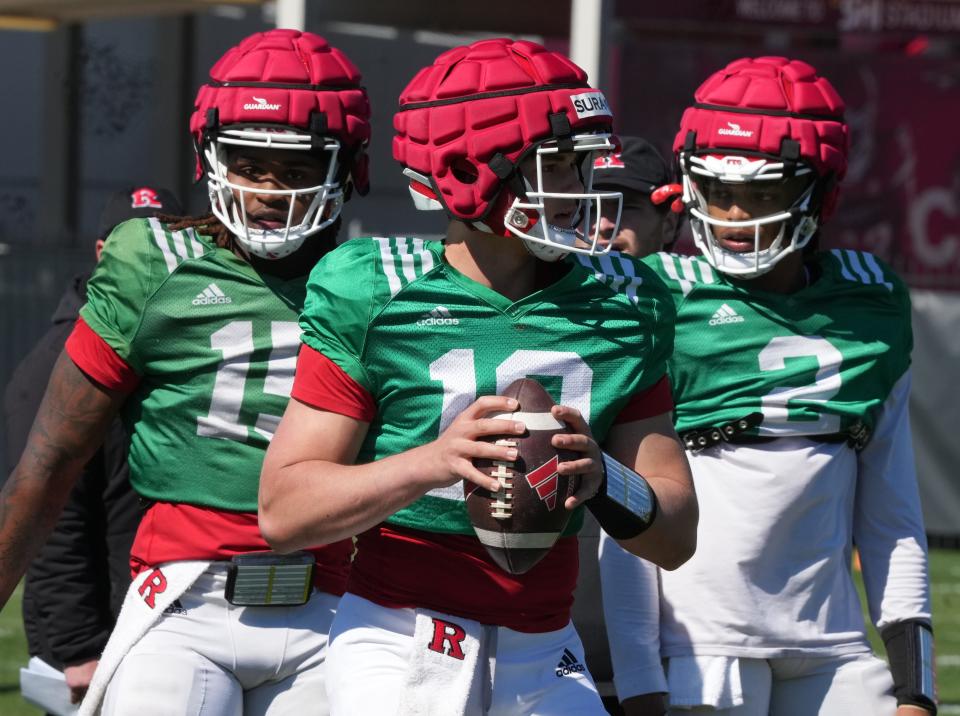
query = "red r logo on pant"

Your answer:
(427, 618), (467, 660)
(138, 568), (167, 609)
